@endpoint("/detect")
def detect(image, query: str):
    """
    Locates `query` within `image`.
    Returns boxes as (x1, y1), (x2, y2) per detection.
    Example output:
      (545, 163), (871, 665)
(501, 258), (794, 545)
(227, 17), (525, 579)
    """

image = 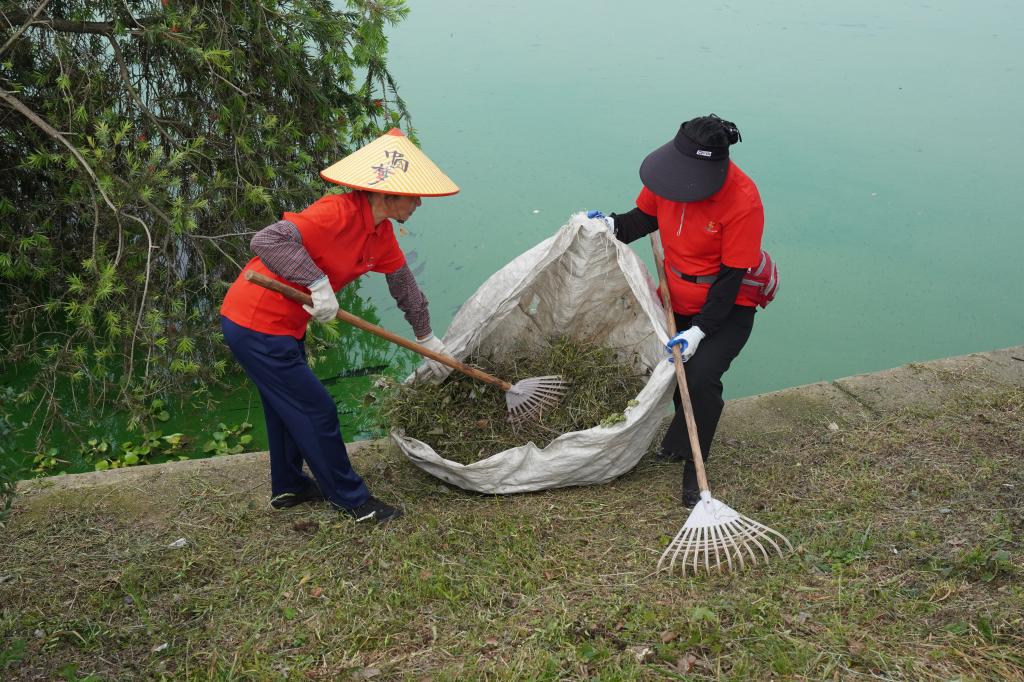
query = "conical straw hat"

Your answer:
(320, 128), (459, 196)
